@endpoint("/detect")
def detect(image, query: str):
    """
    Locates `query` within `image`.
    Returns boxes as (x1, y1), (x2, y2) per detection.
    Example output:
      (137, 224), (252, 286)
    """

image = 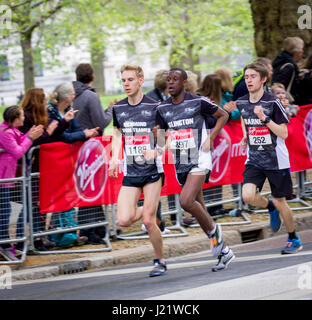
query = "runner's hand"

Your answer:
(223, 101), (237, 113)
(254, 105), (266, 121)
(240, 136), (247, 149)
(108, 159), (118, 178)
(143, 149), (157, 161)
(201, 136), (213, 152)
